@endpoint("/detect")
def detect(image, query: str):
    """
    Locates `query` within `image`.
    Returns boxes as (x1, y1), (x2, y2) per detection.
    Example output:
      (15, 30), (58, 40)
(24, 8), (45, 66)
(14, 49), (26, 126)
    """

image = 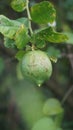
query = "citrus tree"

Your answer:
(0, 0), (68, 130)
